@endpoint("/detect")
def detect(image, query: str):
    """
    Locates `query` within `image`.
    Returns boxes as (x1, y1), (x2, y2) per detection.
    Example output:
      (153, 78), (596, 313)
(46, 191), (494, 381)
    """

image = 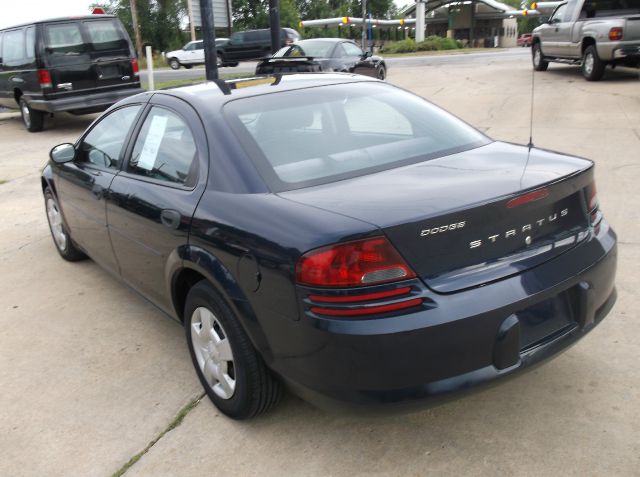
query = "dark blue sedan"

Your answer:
(42, 74), (617, 419)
